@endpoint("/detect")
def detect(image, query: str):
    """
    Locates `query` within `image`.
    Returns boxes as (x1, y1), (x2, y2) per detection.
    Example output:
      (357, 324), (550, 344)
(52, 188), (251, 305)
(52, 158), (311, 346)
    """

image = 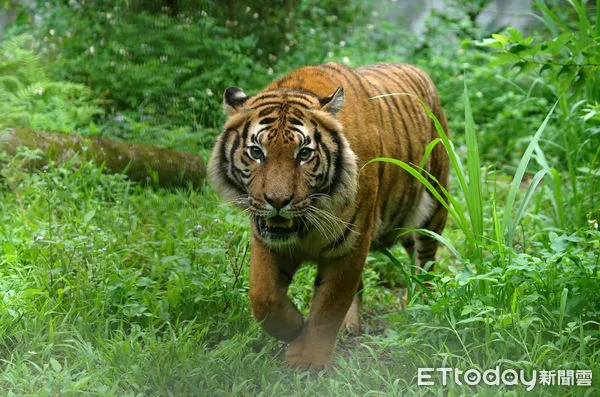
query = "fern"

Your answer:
(0, 35), (103, 132)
